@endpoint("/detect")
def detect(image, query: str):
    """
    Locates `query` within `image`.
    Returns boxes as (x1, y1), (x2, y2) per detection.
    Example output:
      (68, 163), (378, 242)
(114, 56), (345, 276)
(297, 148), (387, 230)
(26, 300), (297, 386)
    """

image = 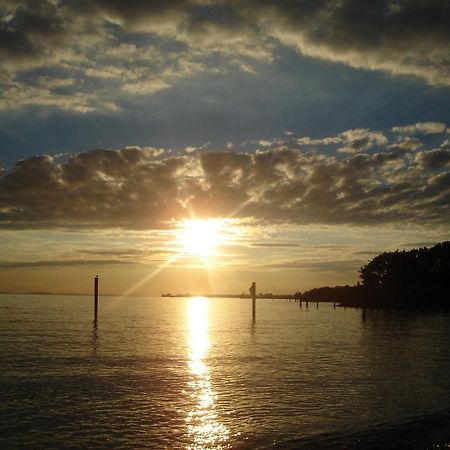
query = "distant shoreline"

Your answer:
(0, 291), (299, 300)
(0, 291), (94, 296)
(161, 293), (296, 299)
